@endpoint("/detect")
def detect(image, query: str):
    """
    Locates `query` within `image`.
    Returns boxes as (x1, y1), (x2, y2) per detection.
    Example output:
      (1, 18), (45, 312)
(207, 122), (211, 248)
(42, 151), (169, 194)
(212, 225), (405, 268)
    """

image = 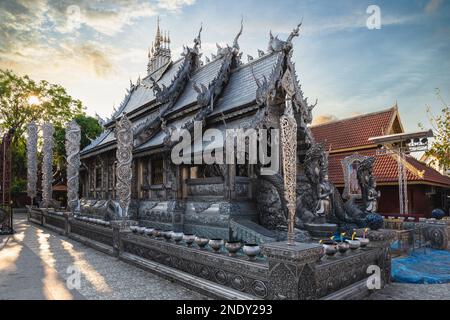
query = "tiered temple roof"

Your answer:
(81, 20), (290, 158)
